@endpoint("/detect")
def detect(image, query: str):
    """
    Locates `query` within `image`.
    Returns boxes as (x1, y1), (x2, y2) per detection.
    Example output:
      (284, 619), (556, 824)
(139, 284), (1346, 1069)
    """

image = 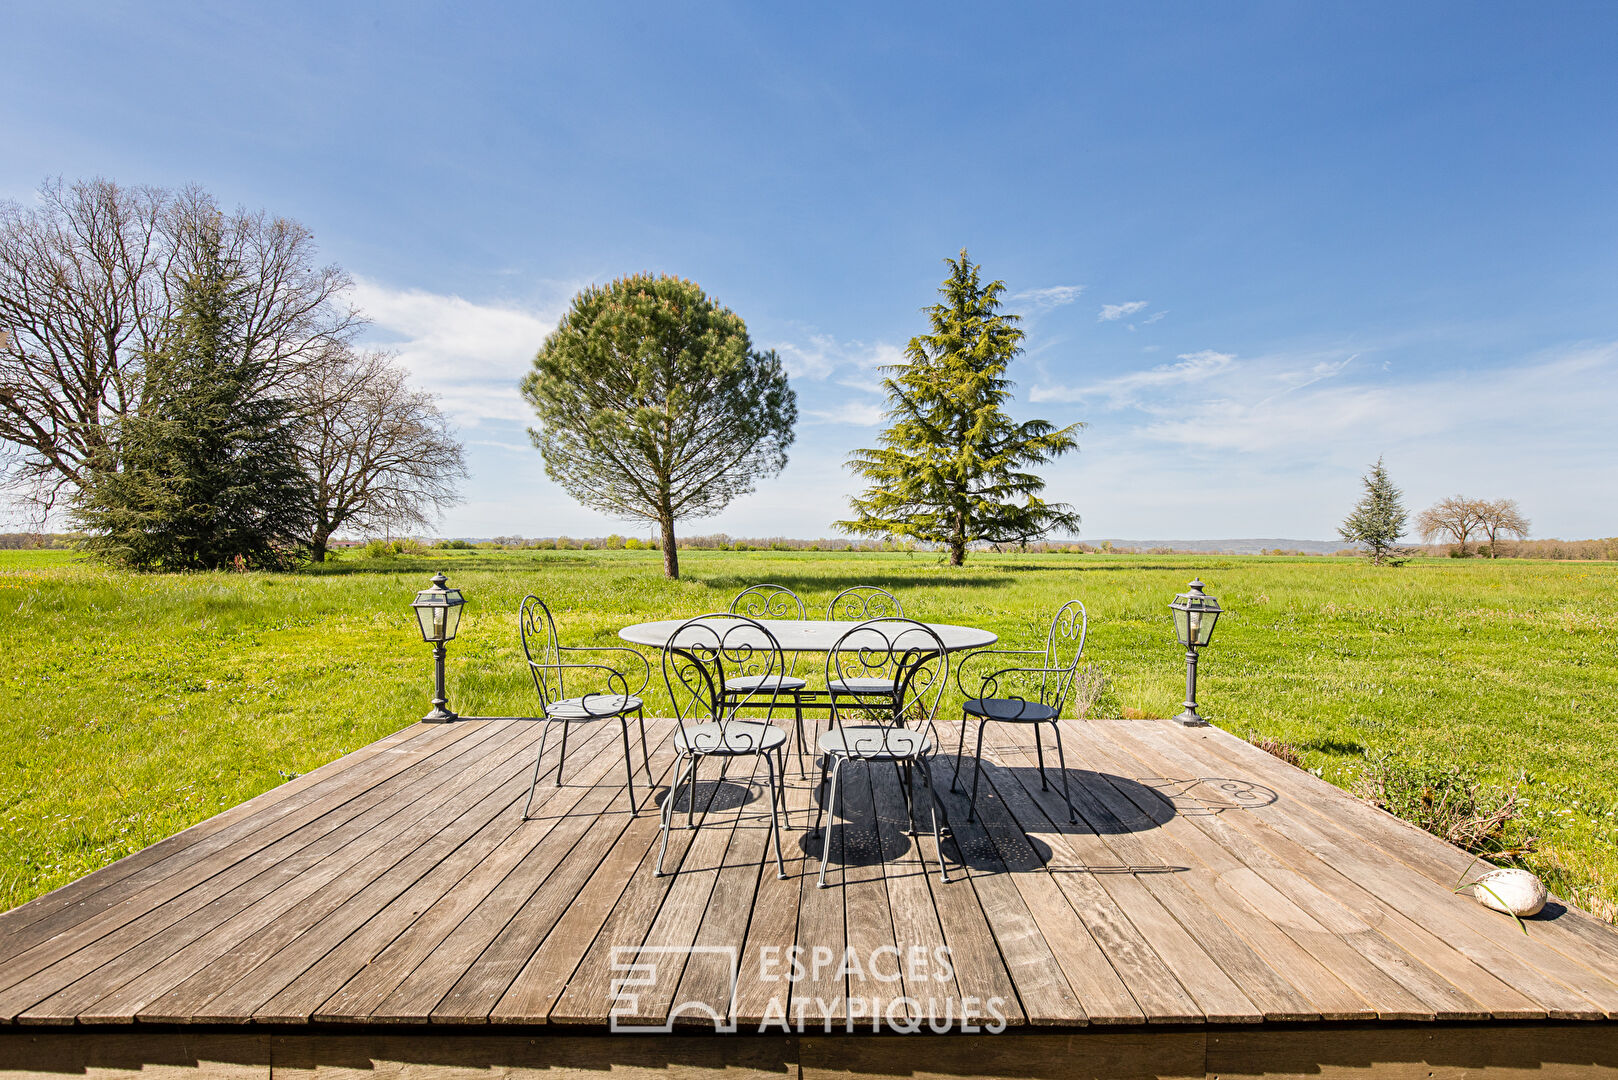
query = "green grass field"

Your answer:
(4, 547), (1616, 917)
